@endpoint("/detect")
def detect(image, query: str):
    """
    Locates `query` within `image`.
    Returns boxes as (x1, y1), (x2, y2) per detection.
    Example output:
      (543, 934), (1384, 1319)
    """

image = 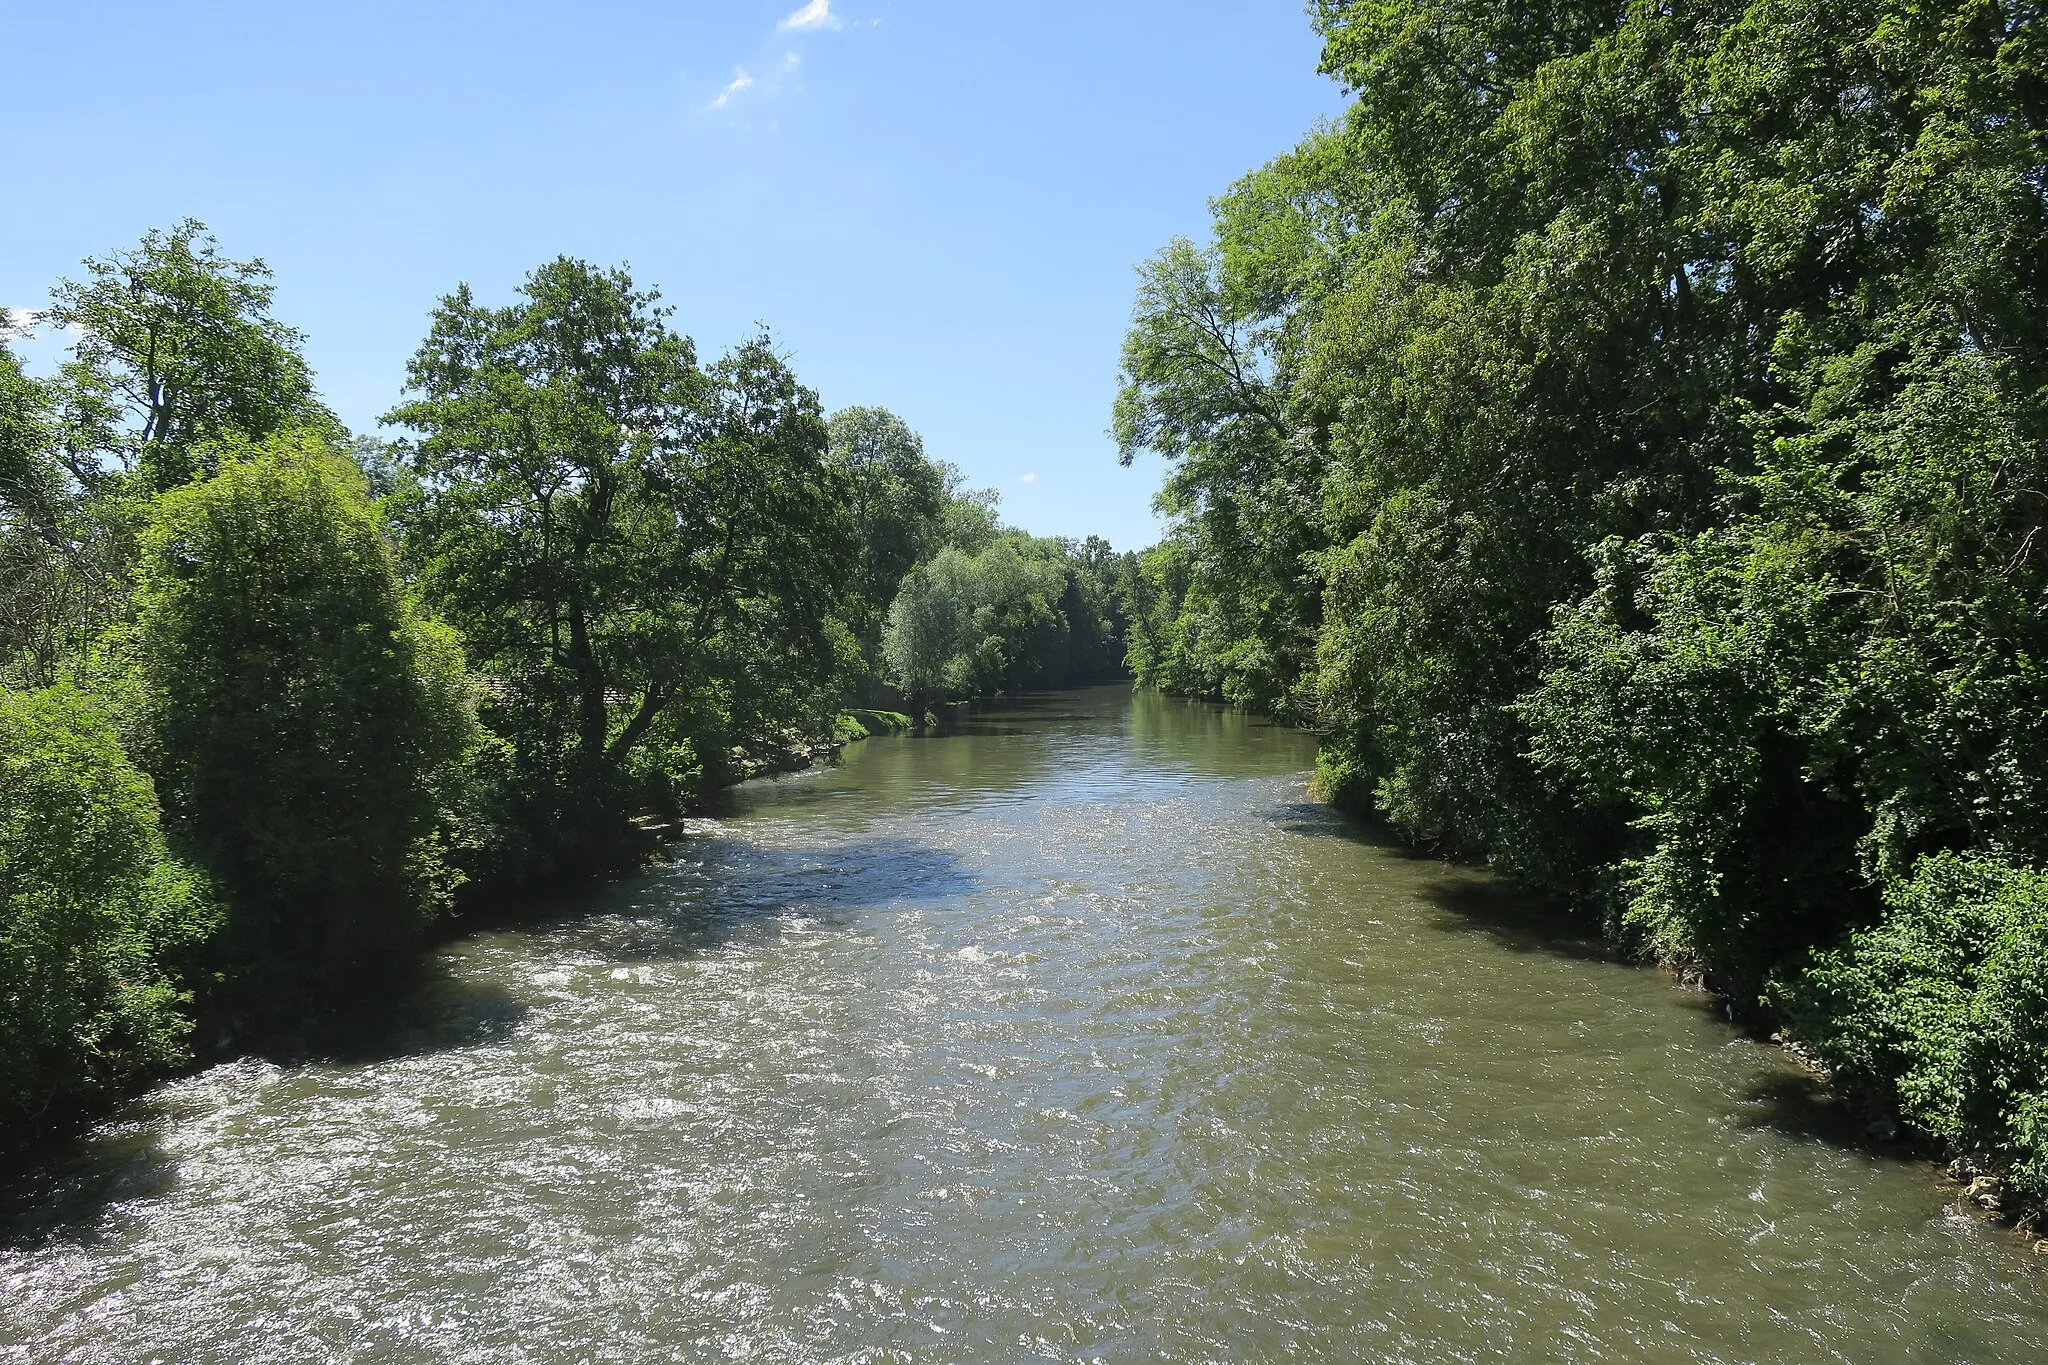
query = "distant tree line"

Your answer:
(0, 223), (1129, 1138)
(1118, 1), (2048, 1211)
